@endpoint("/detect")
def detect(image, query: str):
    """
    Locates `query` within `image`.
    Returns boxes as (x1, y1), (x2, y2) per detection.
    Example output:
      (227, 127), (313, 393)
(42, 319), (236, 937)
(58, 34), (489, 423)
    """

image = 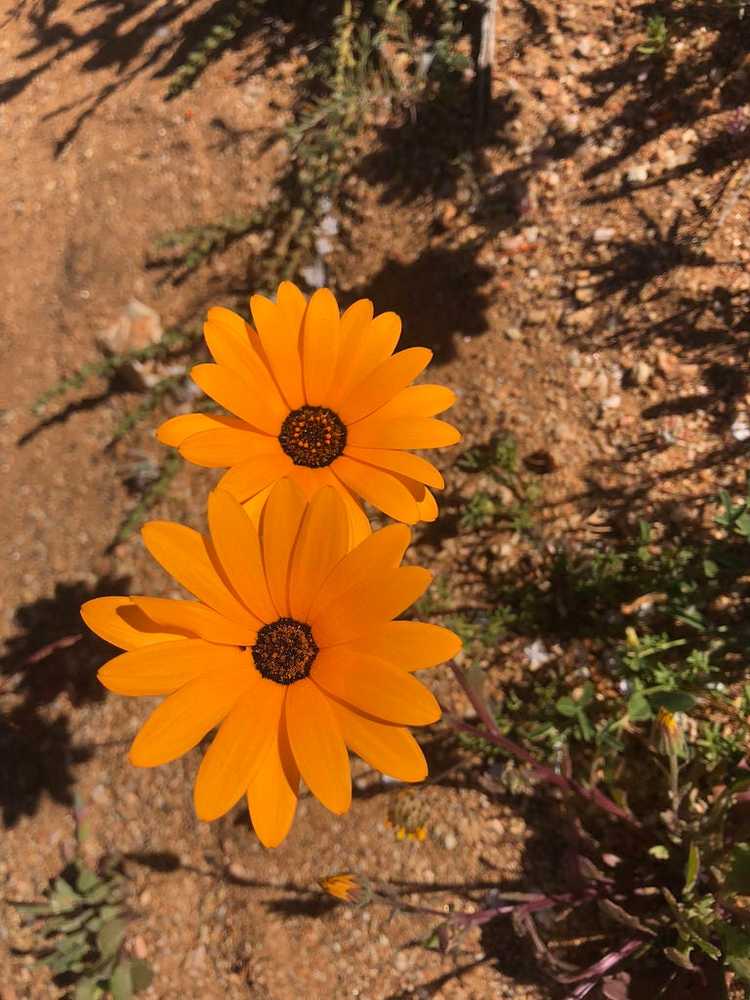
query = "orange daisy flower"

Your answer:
(81, 481), (460, 848)
(156, 282), (460, 542)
